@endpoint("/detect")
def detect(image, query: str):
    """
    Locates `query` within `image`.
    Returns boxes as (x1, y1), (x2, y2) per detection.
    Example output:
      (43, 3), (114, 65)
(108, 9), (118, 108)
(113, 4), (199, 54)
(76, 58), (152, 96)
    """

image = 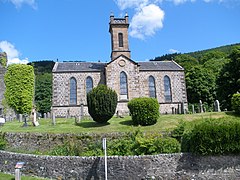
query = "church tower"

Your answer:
(109, 13), (131, 61)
